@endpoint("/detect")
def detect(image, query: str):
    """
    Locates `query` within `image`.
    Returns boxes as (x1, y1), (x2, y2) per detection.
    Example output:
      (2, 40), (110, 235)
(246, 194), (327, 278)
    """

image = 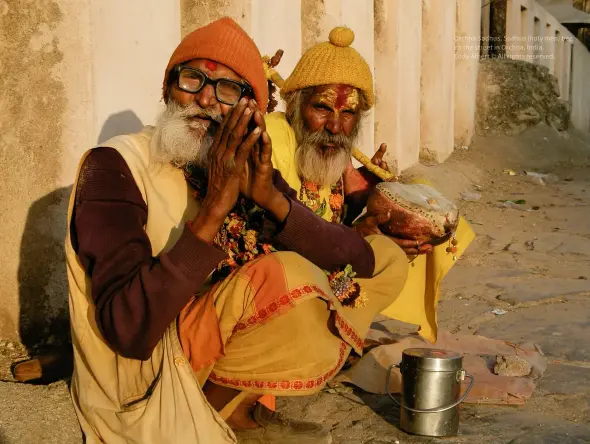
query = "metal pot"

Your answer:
(386, 348), (474, 437)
